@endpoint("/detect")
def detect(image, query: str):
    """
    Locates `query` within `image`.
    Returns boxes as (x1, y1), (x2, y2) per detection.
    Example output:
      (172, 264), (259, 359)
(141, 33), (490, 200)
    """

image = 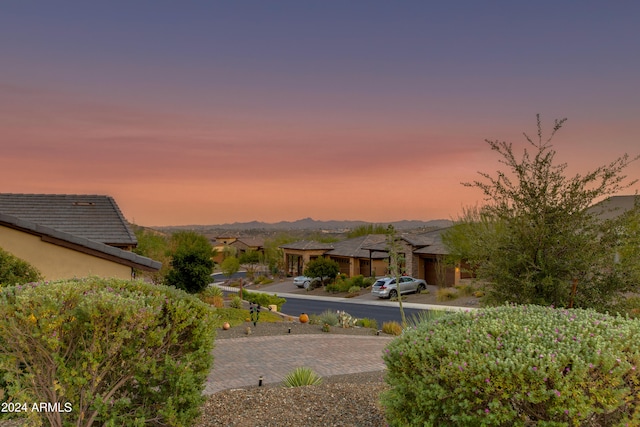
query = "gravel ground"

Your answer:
(194, 321), (392, 427)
